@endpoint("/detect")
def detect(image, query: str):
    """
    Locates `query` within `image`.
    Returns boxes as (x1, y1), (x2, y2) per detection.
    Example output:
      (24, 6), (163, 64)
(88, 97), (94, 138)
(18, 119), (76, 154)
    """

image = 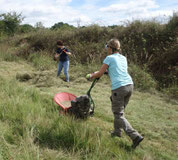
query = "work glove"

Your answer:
(86, 73), (92, 80)
(86, 71), (99, 80)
